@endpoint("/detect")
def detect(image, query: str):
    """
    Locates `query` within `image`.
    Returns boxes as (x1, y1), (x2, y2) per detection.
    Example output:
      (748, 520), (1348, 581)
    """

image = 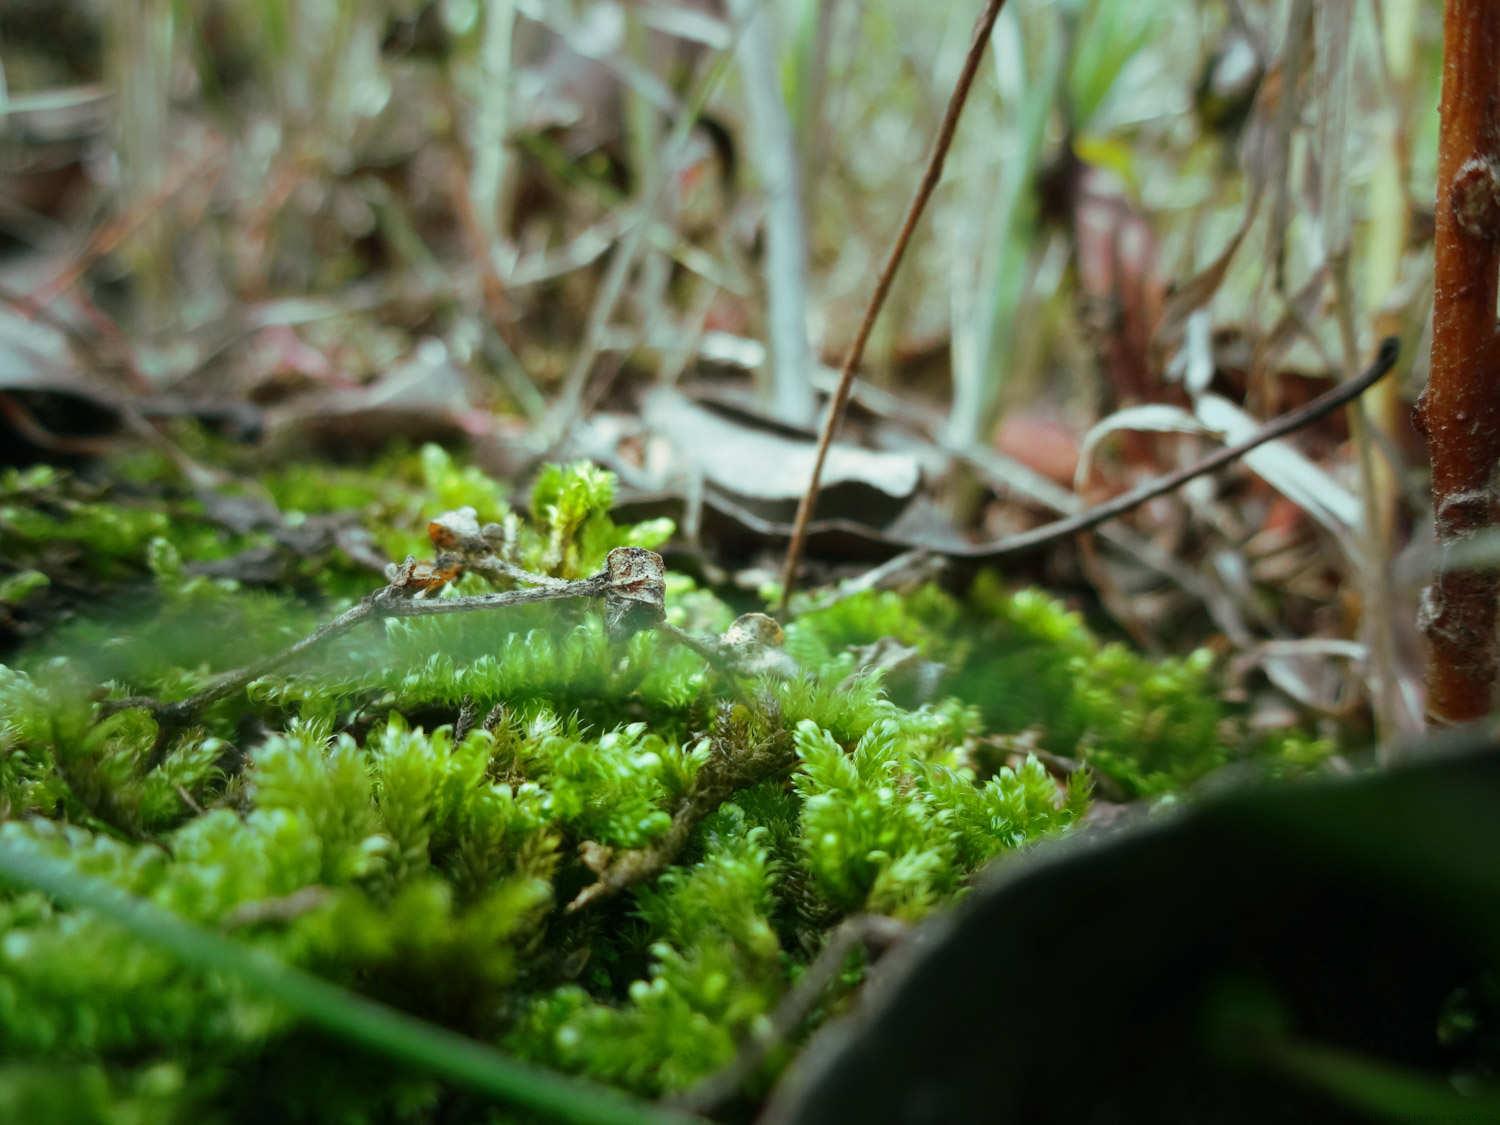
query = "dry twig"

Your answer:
(101, 547), (667, 725)
(669, 914), (909, 1114)
(976, 338), (1399, 558)
(567, 614), (801, 912)
(789, 340), (1399, 566)
(777, 0), (1011, 612)
(566, 725), (797, 914)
